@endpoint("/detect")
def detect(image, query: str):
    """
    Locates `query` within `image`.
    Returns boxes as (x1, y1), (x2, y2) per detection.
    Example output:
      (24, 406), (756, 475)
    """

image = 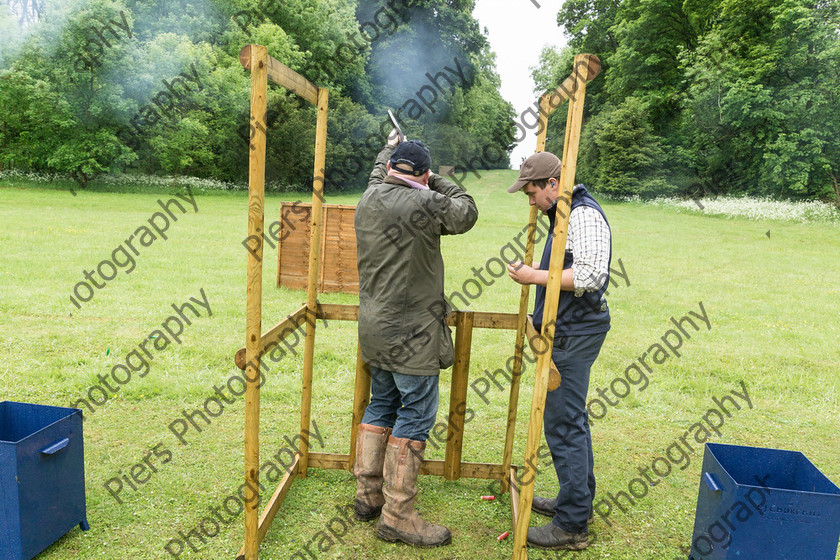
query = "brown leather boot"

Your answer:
(375, 436), (451, 547)
(353, 424), (392, 521)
